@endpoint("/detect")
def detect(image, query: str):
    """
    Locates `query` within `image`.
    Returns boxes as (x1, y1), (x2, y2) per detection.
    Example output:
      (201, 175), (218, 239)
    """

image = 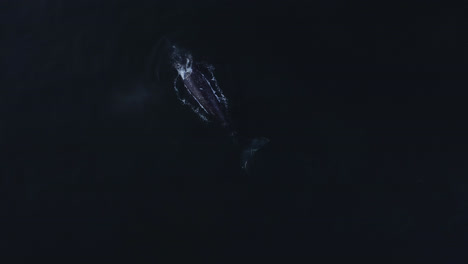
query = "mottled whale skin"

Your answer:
(169, 44), (236, 136)
(152, 39), (268, 172)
